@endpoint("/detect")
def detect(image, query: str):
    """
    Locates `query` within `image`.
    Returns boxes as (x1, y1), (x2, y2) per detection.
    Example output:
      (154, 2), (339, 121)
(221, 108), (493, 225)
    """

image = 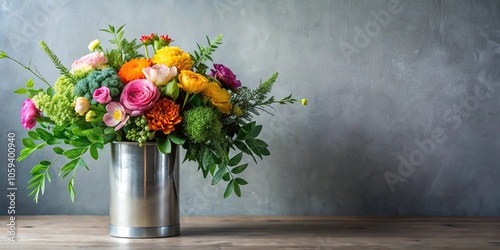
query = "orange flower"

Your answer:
(144, 98), (182, 135)
(202, 81), (232, 114)
(118, 58), (152, 84)
(152, 46), (193, 72)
